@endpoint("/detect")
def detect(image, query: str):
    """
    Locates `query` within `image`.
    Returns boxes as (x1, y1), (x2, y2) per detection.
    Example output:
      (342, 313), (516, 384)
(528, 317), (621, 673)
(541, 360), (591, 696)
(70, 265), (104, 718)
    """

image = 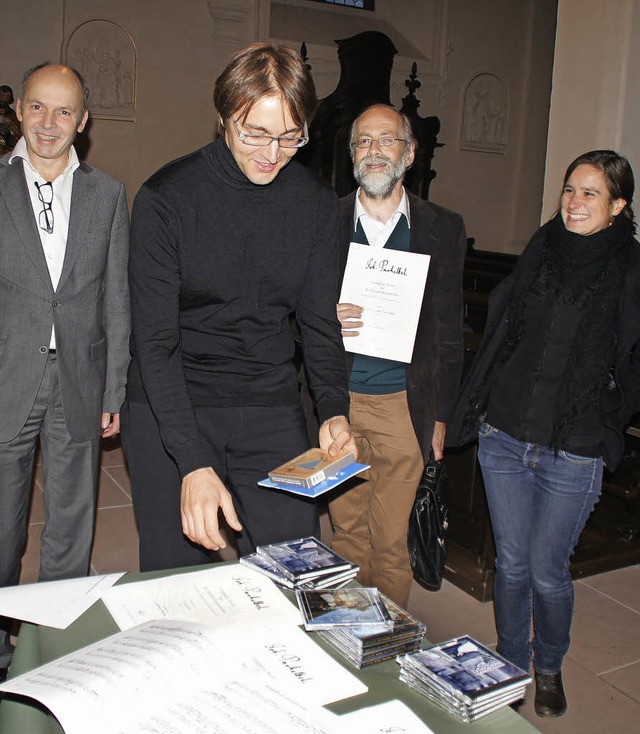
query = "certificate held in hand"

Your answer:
(339, 242), (431, 363)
